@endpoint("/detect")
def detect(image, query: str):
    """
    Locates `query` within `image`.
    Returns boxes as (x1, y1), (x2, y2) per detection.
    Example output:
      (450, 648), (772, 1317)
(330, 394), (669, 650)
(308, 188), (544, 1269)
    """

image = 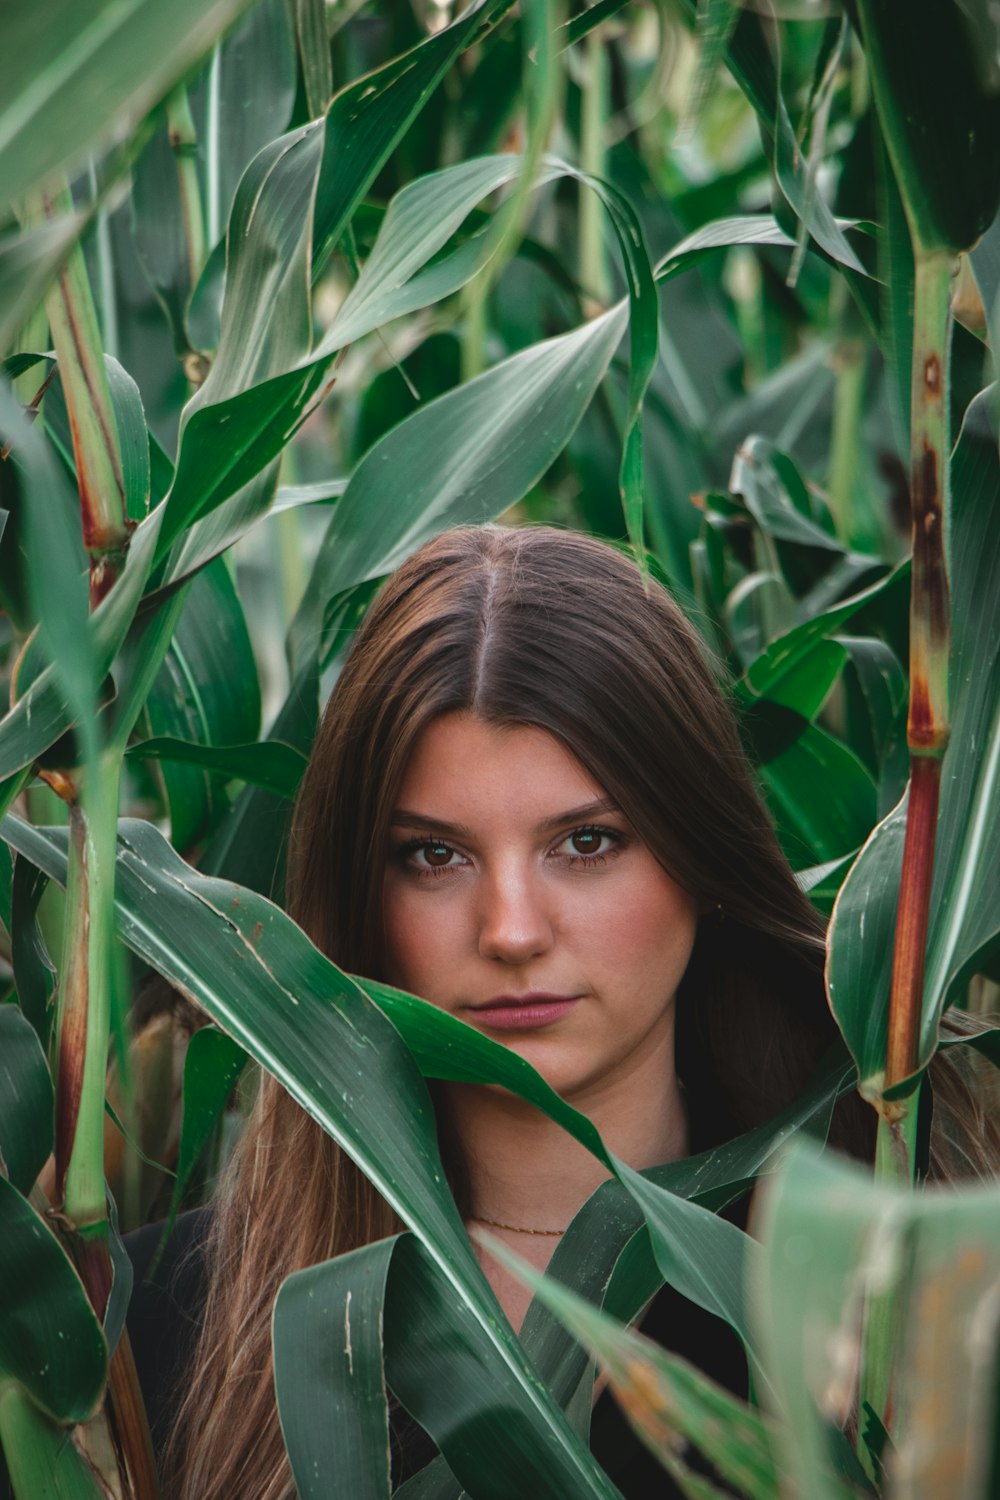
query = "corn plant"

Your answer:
(0, 1), (998, 1497)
